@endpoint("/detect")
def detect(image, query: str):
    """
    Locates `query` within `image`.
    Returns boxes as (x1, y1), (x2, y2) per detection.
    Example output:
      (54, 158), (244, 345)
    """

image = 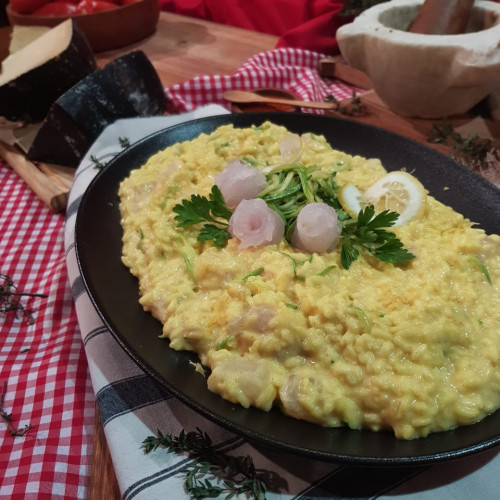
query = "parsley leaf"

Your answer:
(341, 205), (415, 269)
(198, 224), (232, 247)
(173, 186), (232, 247)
